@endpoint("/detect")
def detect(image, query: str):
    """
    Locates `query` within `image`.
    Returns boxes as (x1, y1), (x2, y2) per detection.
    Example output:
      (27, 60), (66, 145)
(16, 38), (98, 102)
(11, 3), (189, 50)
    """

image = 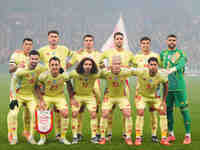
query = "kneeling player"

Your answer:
(7, 50), (45, 144)
(69, 58), (99, 144)
(98, 56), (133, 145)
(133, 57), (170, 146)
(37, 57), (70, 145)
